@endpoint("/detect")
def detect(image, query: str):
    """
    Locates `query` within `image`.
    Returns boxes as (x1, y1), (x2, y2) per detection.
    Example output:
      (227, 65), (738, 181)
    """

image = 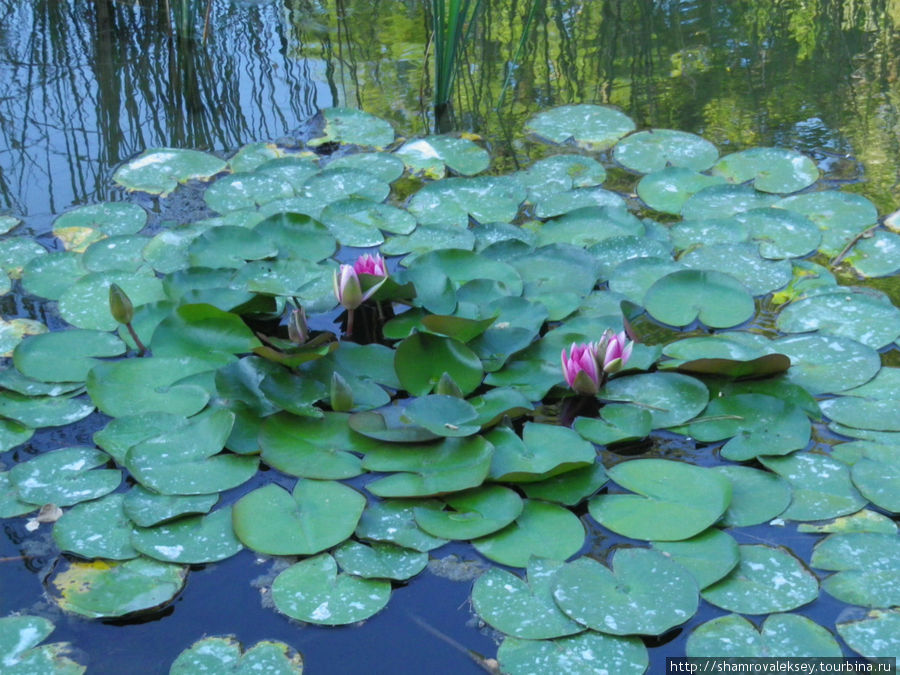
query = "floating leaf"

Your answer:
(131, 506), (242, 564)
(644, 269), (755, 328)
(760, 452), (867, 521)
(308, 107), (394, 148)
(114, 148), (226, 196)
(521, 461), (608, 506)
(0, 318), (47, 357)
(497, 632), (647, 675)
(0, 390), (94, 429)
(636, 167), (726, 214)
(395, 135), (489, 177)
(413, 485), (523, 540)
(332, 540), (427, 581)
(713, 465), (792, 527)
(712, 147), (818, 193)
(534, 186), (625, 219)
(797, 509), (897, 535)
(844, 229), (900, 277)
(680, 243), (793, 295)
(687, 614), (841, 658)
(652, 529), (739, 590)
(408, 175), (526, 225)
(14, 329), (125, 383)
(354, 499), (448, 552)
(518, 154), (607, 202)
(0, 614), (85, 674)
(733, 207), (821, 259)
(53, 493), (138, 560)
(820, 396), (900, 432)
(811, 532), (900, 608)
(0, 420), (34, 455)
(486, 423), (595, 482)
(123, 485), (217, 528)
(552, 549), (699, 635)
(402, 395), (481, 438)
(701, 545), (819, 614)
(9, 447), (120, 507)
(0, 237), (47, 277)
(327, 151), (405, 183)
(589, 459), (731, 541)
(775, 333), (881, 395)
(614, 129), (718, 173)
(472, 558), (584, 639)
(682, 184), (778, 220)
(471, 500), (584, 567)
(272, 553), (391, 625)
(49, 557), (187, 619)
(232, 480), (365, 556)
(837, 609), (900, 663)
(21, 251), (87, 300)
(58, 269), (166, 331)
(525, 104), (635, 150)
(775, 190), (878, 256)
(394, 333), (483, 396)
(601, 372), (709, 429)
(170, 636), (304, 675)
